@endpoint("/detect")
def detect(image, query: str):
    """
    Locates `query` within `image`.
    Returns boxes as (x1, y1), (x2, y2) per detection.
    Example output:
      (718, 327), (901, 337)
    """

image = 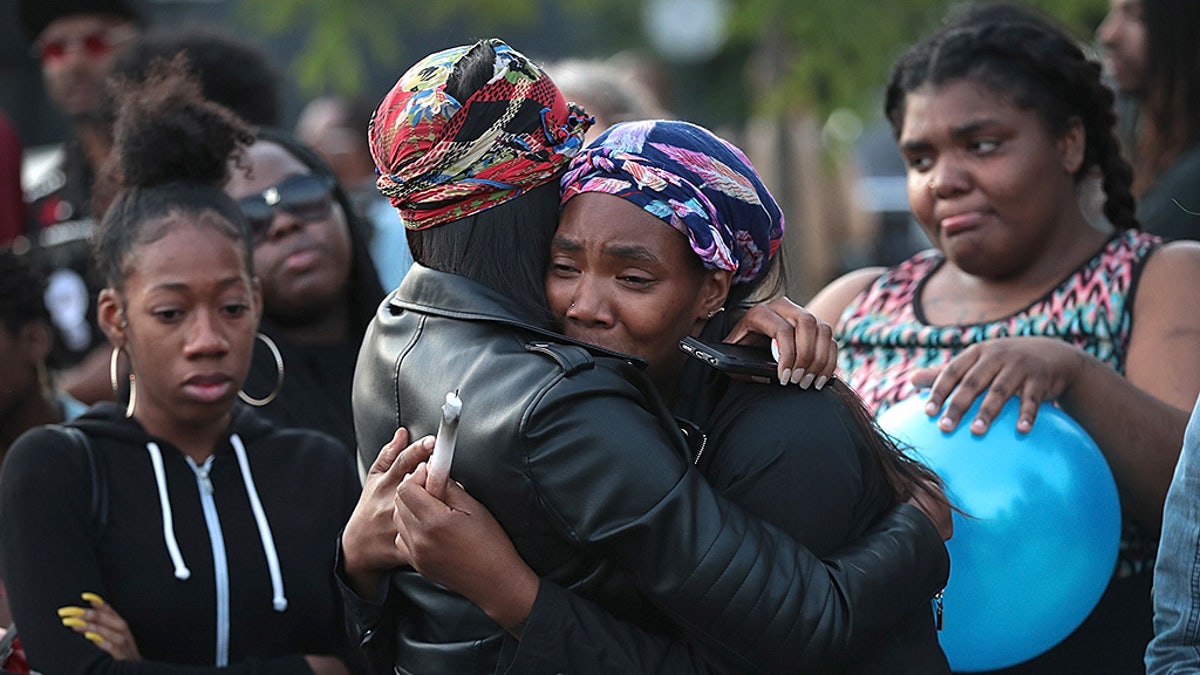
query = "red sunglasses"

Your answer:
(33, 26), (137, 64)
